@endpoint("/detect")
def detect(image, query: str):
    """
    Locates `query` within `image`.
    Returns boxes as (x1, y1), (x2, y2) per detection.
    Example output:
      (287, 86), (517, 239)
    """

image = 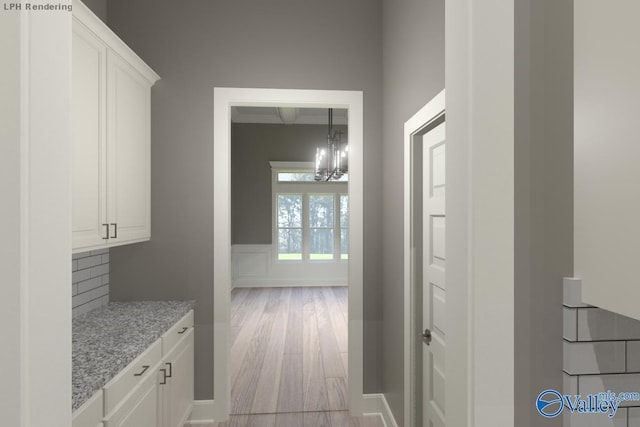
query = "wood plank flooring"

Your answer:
(184, 411), (385, 427)
(184, 287), (383, 426)
(230, 287), (349, 415)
